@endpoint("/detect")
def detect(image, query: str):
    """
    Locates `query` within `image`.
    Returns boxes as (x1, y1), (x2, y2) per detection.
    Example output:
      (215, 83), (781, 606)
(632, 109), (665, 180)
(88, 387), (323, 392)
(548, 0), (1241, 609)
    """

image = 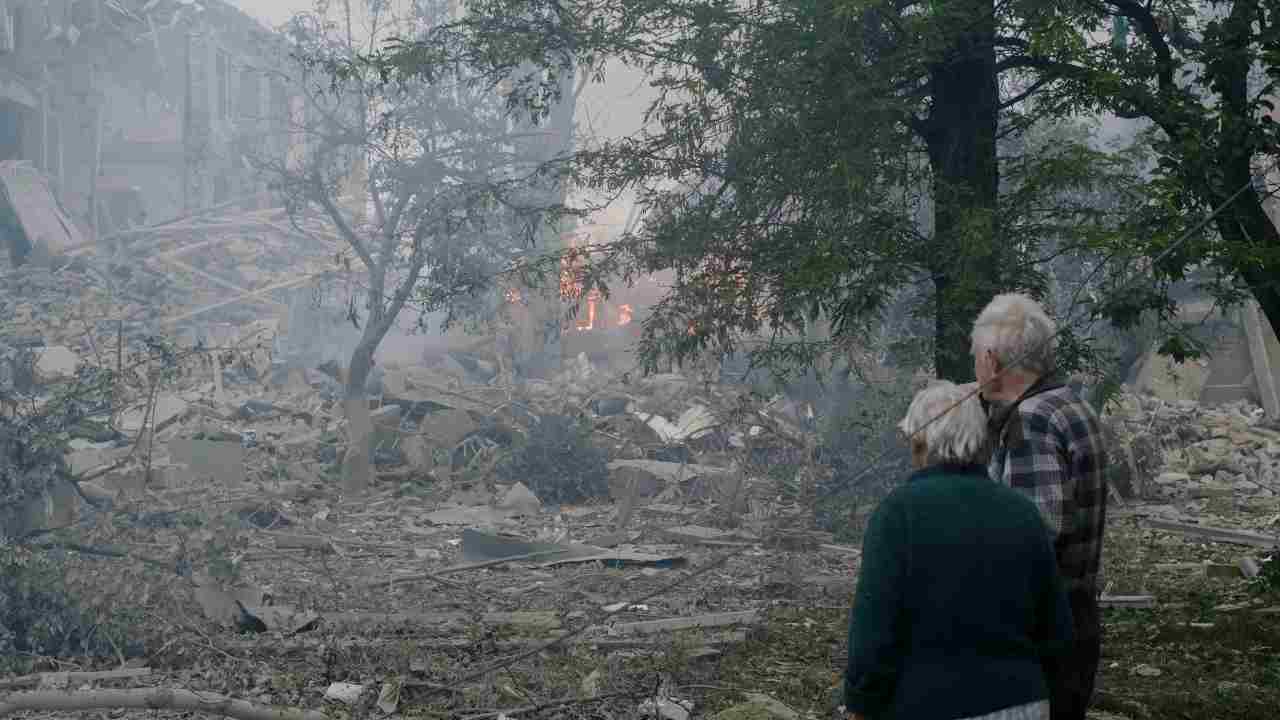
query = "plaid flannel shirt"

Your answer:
(988, 381), (1109, 597)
